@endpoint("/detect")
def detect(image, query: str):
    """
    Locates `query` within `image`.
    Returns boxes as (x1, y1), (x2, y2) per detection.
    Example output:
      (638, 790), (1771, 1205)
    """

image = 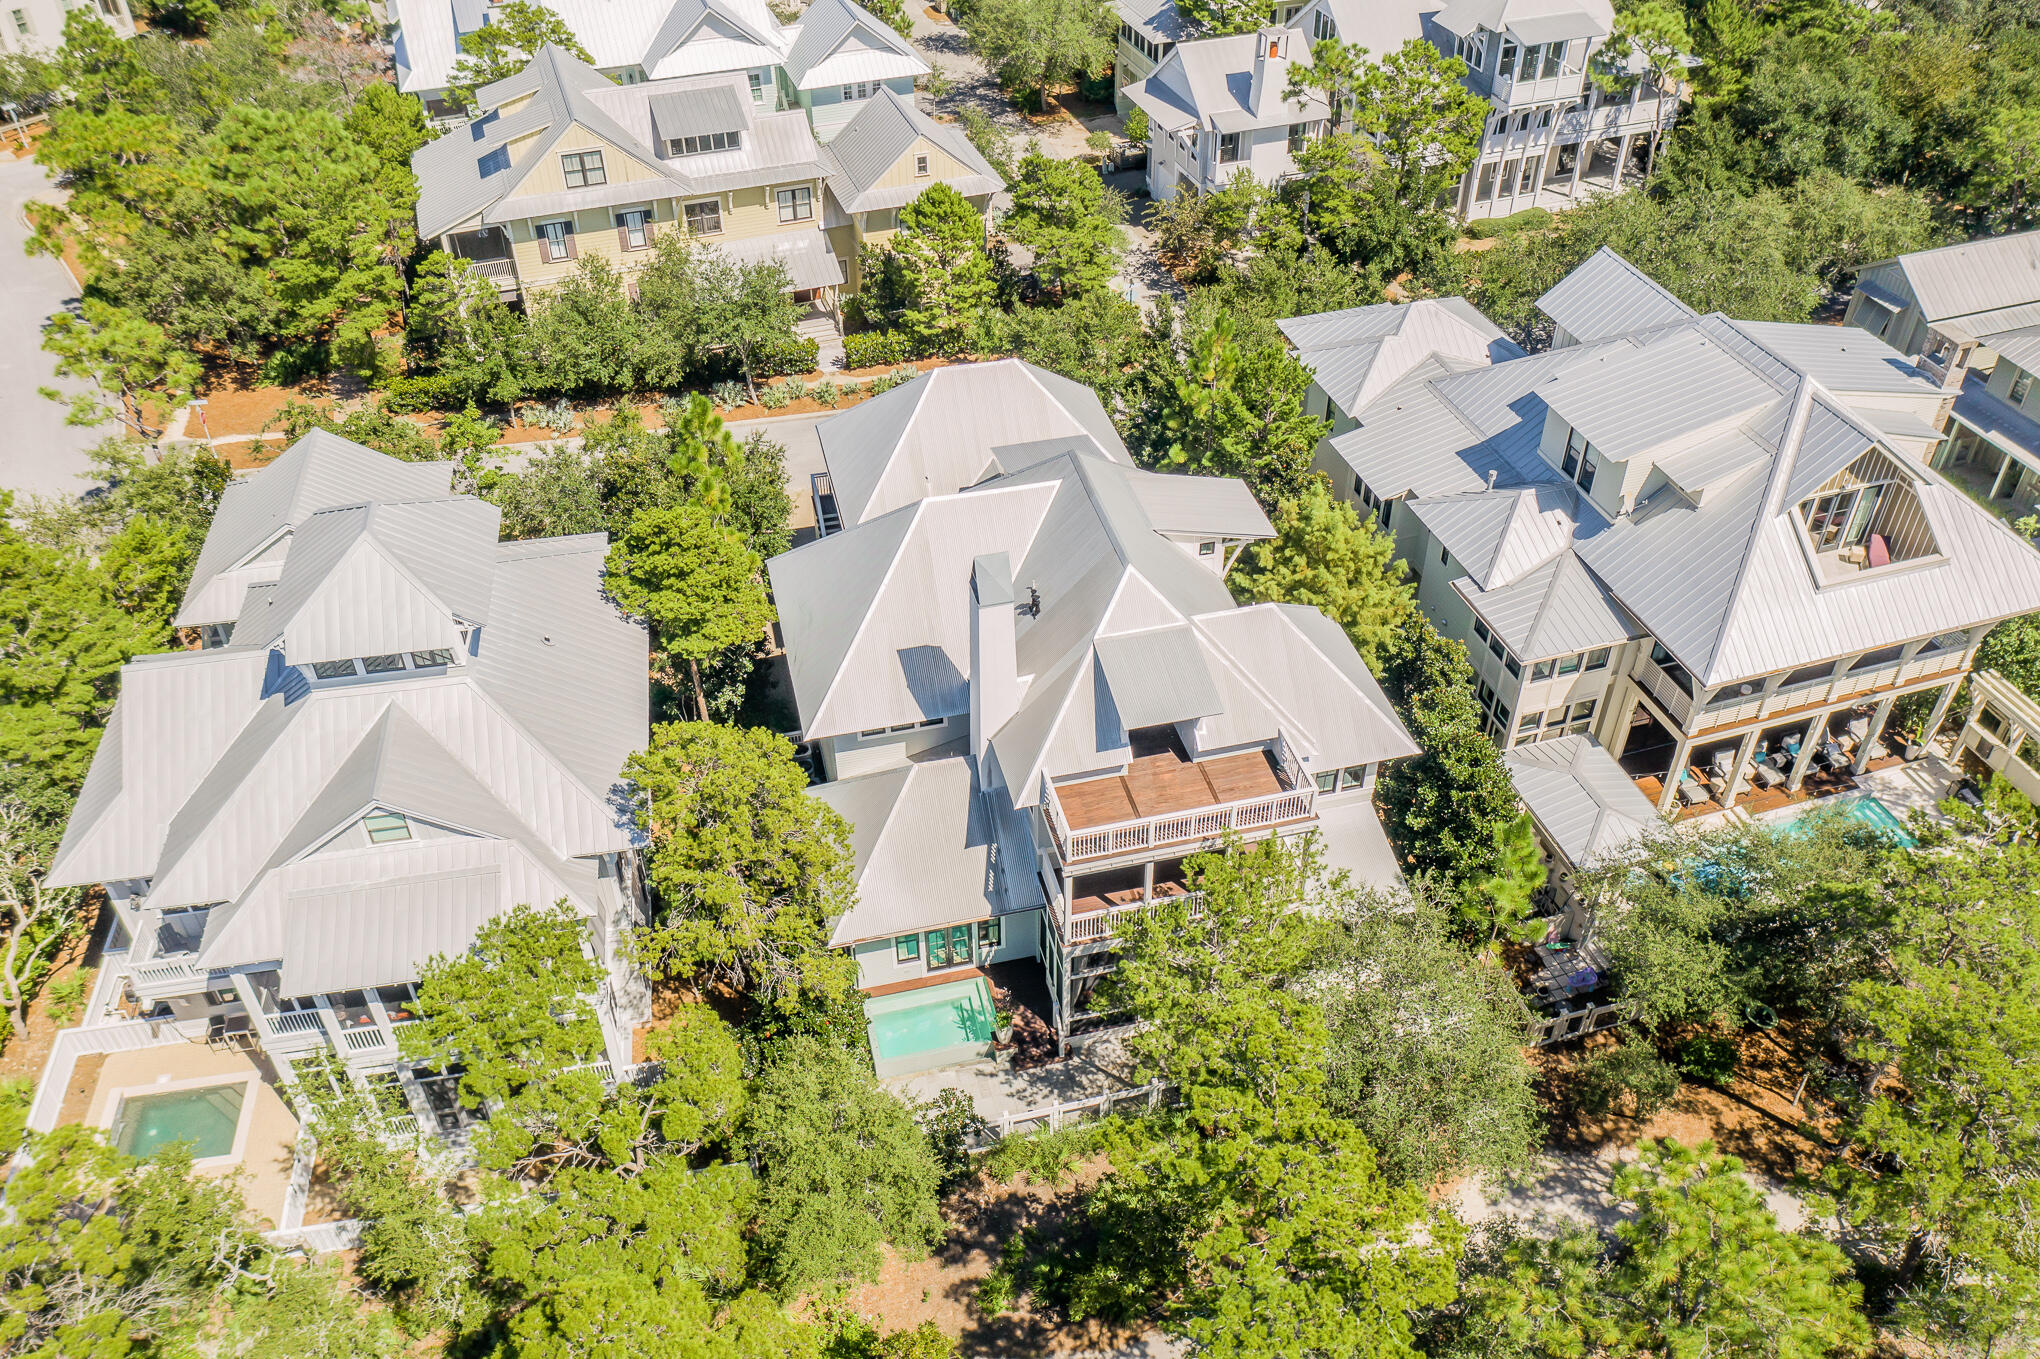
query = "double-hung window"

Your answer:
(1540, 41), (1564, 79)
(684, 199), (723, 235)
(1313, 9), (1334, 40)
(2013, 370), (2035, 405)
(777, 186), (813, 222)
(560, 150), (606, 188)
(840, 79), (878, 101)
(538, 219), (575, 263)
(749, 69), (768, 103)
(1288, 122), (1308, 153)
(894, 934), (919, 963)
(615, 209), (651, 250)
(1499, 39), (1519, 77)
(914, 153), (930, 176)
(1217, 132), (1243, 163)
(1561, 426), (1598, 493)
